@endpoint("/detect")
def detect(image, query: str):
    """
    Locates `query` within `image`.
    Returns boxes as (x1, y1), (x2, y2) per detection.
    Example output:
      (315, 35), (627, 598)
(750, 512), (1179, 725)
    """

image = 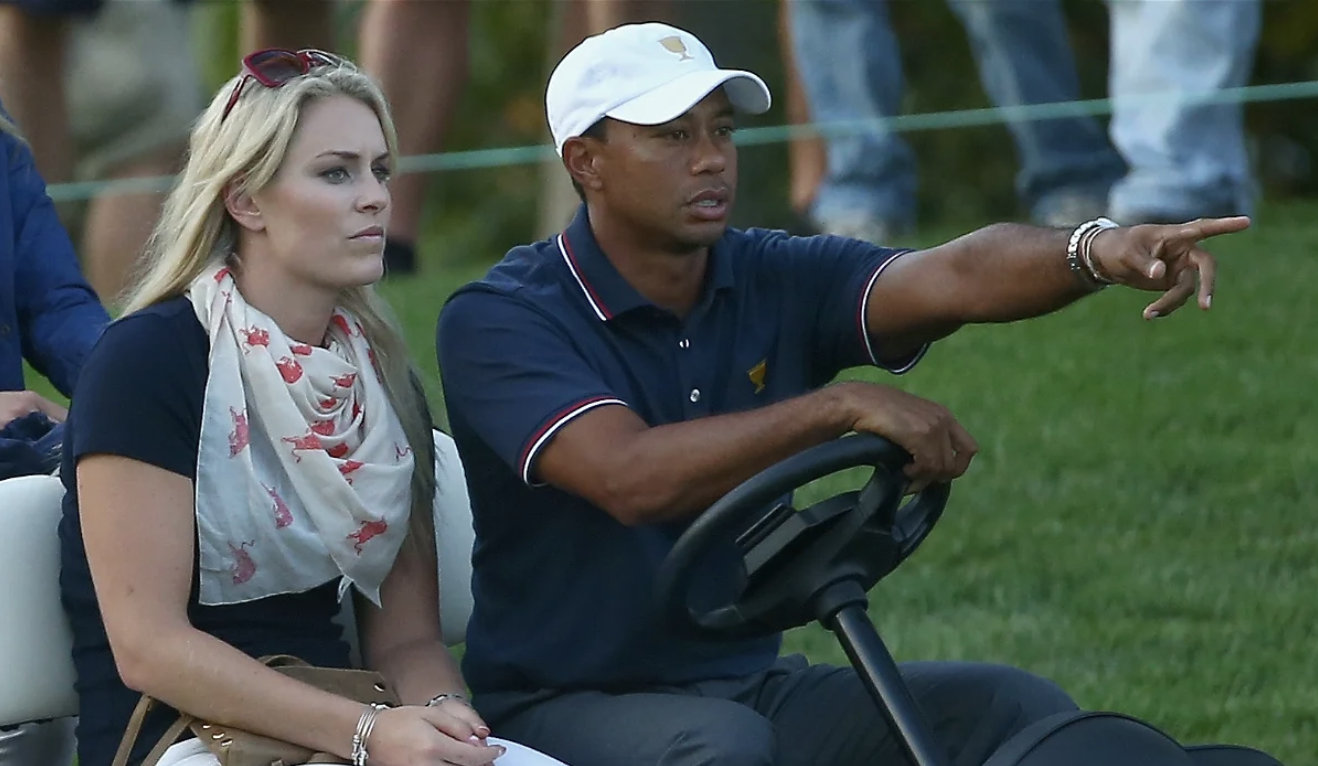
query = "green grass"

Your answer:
(32, 202), (1317, 762)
